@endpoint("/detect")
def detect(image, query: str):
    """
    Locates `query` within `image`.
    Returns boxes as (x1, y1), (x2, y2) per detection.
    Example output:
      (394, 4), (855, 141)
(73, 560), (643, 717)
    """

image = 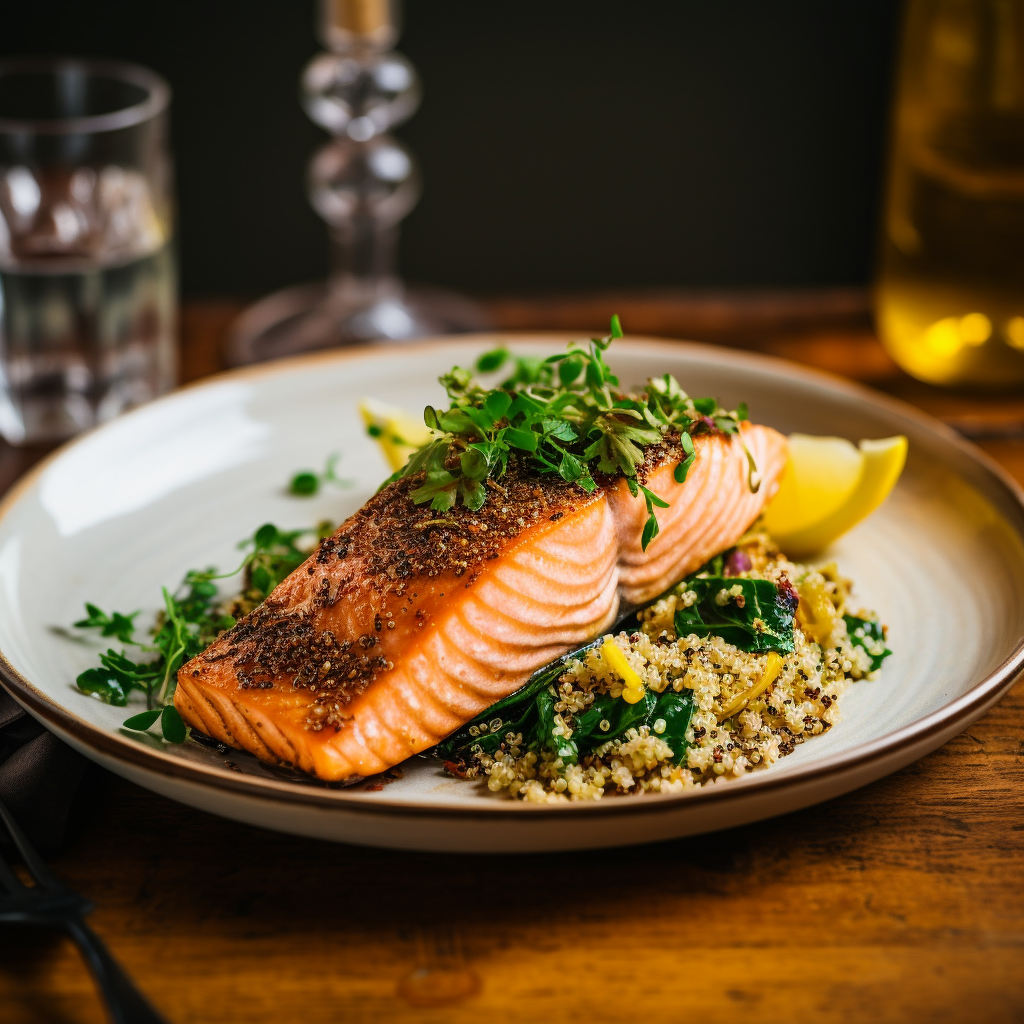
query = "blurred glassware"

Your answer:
(877, 0), (1024, 387)
(227, 0), (488, 366)
(0, 58), (176, 445)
